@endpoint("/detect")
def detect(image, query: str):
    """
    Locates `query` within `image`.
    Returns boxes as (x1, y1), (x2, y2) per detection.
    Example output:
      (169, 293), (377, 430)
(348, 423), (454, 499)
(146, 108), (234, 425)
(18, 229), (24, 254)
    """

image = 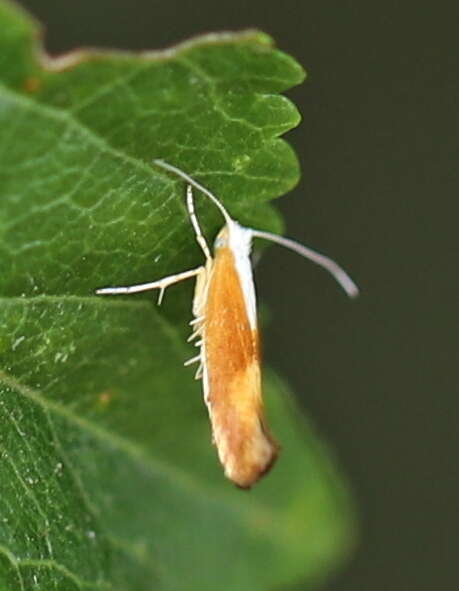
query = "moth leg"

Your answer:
(96, 266), (203, 306)
(184, 354), (201, 366)
(192, 261), (211, 318)
(190, 316), (204, 326)
(186, 185), (212, 261)
(187, 330), (198, 342)
(194, 364), (203, 380)
(186, 261), (211, 343)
